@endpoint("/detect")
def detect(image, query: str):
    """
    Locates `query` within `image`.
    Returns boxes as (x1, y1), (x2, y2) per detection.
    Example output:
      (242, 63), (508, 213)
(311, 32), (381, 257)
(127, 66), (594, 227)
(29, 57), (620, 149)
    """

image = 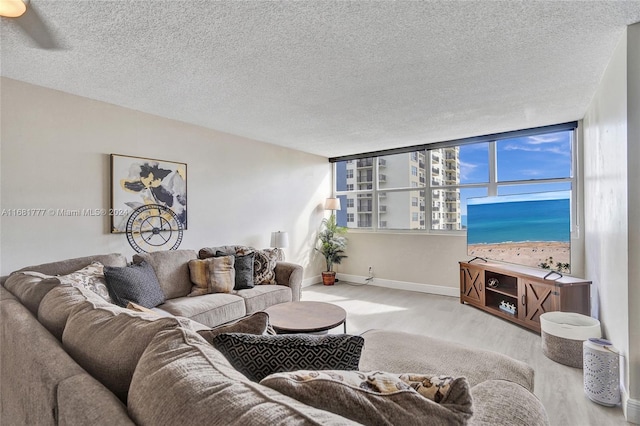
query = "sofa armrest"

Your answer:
(274, 262), (303, 301)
